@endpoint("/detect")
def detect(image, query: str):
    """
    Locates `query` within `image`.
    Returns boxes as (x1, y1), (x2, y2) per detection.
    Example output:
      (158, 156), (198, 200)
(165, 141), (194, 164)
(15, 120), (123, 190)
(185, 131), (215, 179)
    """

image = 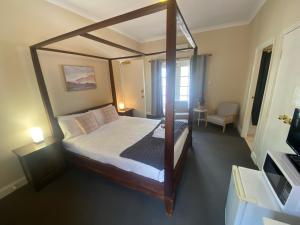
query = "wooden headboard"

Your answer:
(54, 102), (115, 140)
